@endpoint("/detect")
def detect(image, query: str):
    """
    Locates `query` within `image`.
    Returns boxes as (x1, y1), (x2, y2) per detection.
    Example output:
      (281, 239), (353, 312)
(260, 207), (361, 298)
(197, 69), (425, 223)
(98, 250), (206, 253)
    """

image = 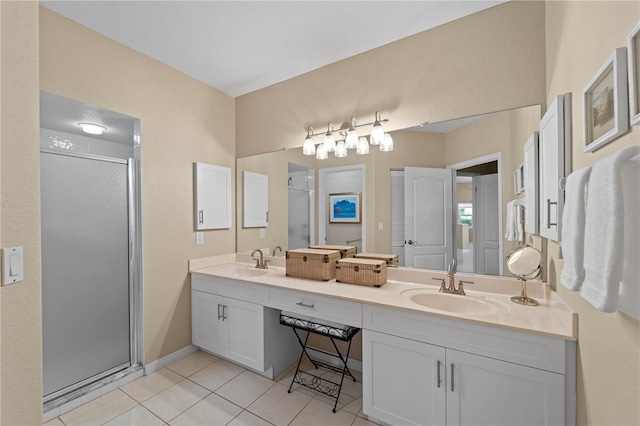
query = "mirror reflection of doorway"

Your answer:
(287, 162), (314, 250)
